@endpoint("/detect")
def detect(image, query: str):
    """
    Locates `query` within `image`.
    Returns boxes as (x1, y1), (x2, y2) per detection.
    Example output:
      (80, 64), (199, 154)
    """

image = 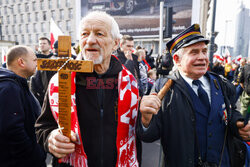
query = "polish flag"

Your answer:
(213, 54), (224, 63)
(50, 18), (63, 49)
(1, 47), (7, 64)
(232, 55), (242, 64)
(50, 18), (76, 56)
